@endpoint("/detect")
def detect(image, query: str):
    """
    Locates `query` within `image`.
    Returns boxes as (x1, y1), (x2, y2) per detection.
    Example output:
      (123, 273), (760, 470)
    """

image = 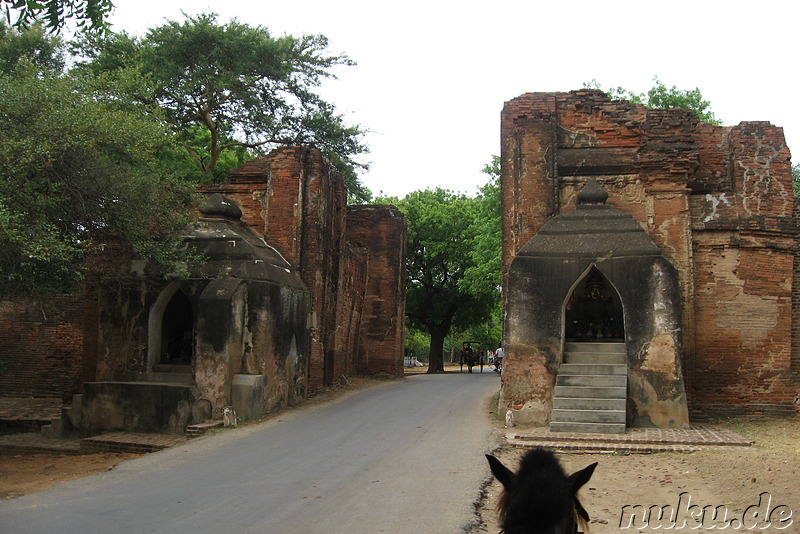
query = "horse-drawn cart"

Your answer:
(459, 341), (484, 373)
